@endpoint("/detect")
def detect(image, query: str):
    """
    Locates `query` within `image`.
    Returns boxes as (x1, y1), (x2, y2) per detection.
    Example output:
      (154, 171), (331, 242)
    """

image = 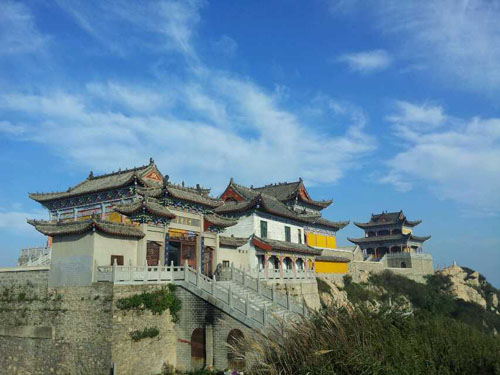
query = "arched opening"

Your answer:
(296, 258), (305, 270)
(377, 229), (390, 236)
(284, 257), (293, 271)
(268, 255), (280, 269)
(400, 261), (407, 268)
(257, 254), (265, 270)
(227, 329), (245, 370)
(191, 328), (205, 369)
(392, 228), (402, 235)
